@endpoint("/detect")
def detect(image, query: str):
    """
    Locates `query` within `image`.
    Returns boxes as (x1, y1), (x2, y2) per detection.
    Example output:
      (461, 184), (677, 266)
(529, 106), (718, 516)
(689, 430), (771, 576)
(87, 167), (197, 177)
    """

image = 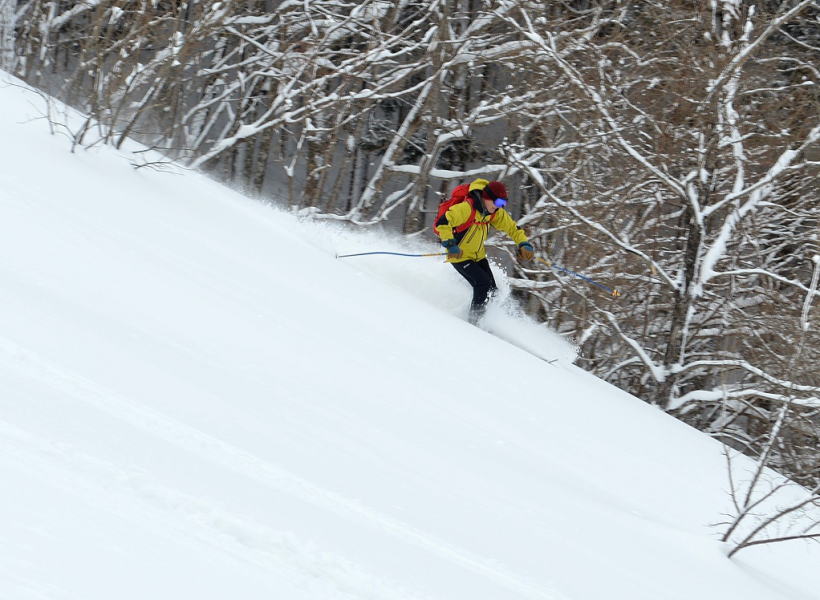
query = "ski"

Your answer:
(478, 325), (558, 366)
